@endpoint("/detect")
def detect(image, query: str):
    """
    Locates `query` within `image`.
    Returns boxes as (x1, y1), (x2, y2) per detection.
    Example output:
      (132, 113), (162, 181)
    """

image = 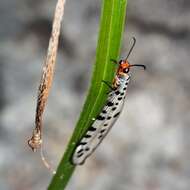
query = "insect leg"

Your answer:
(102, 80), (114, 91)
(110, 59), (118, 64)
